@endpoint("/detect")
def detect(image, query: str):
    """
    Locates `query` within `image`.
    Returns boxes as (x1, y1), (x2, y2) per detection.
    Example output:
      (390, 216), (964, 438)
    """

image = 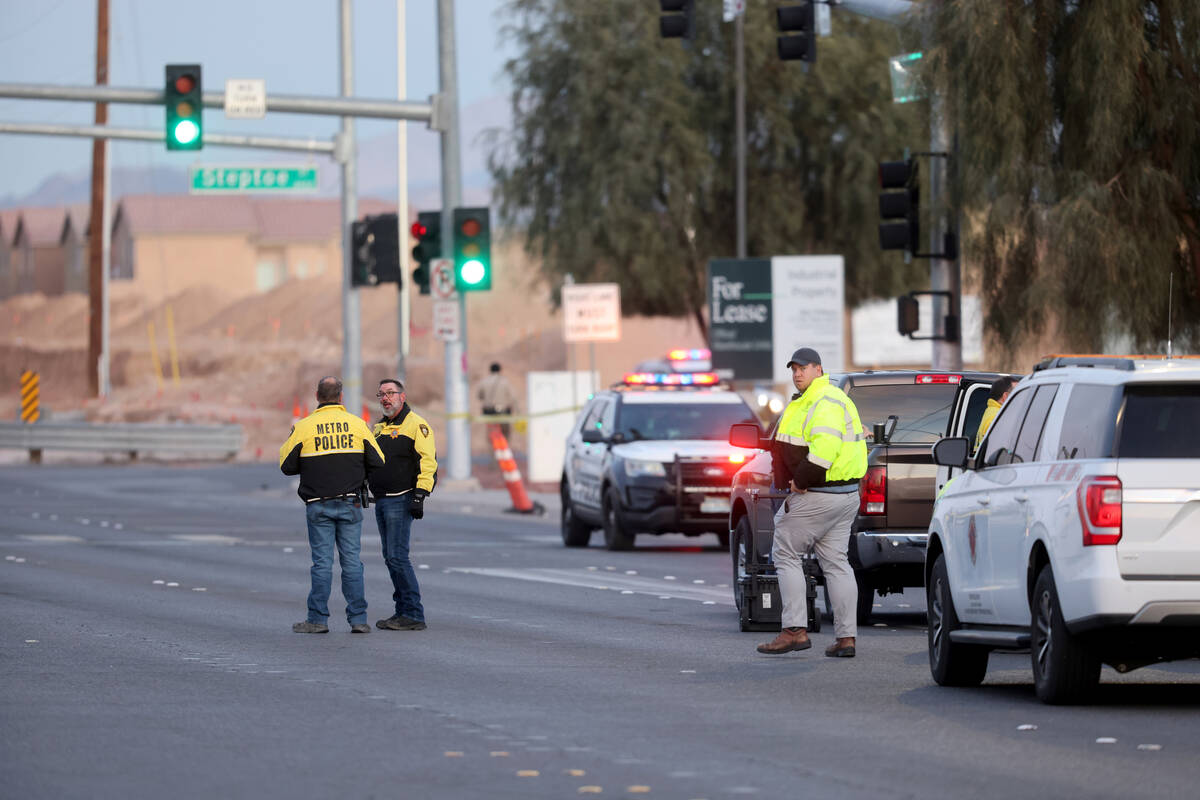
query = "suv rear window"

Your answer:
(1117, 384), (1200, 458)
(848, 384), (957, 444)
(615, 402), (757, 441)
